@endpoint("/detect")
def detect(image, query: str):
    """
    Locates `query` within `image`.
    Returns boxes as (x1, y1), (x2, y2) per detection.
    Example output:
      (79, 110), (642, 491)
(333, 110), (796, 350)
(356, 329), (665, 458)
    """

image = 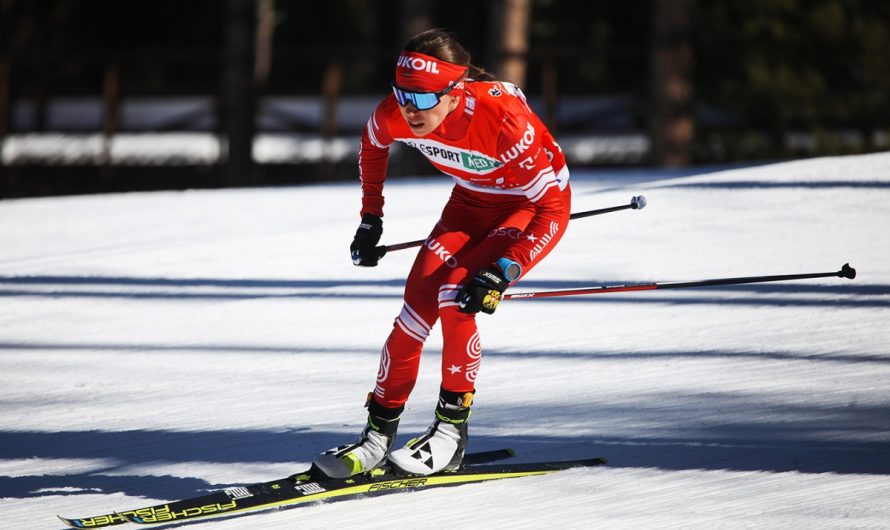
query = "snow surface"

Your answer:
(1, 152), (889, 529)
